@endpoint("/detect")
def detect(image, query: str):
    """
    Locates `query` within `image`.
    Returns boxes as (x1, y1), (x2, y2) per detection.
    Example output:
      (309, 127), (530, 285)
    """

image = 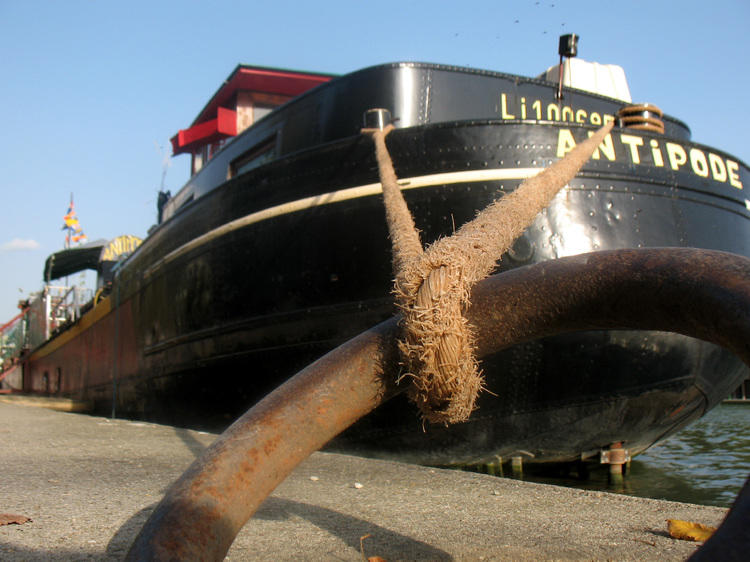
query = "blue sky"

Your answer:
(1, 0), (749, 321)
